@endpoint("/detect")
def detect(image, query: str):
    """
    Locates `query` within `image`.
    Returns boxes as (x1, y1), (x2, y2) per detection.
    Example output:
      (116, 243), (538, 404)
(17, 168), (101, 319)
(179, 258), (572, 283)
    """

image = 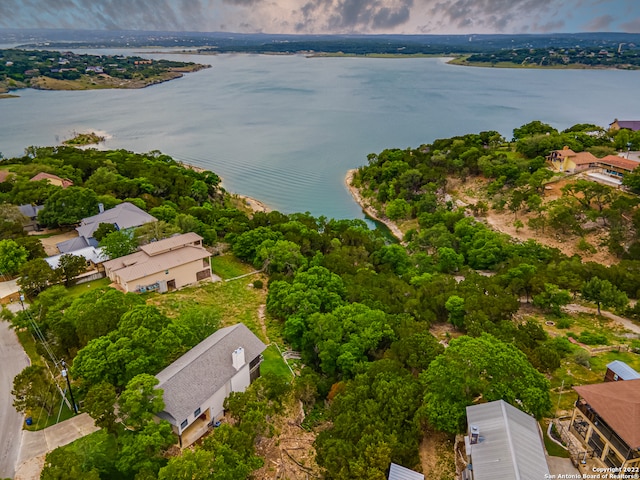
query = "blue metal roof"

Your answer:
(607, 360), (640, 380)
